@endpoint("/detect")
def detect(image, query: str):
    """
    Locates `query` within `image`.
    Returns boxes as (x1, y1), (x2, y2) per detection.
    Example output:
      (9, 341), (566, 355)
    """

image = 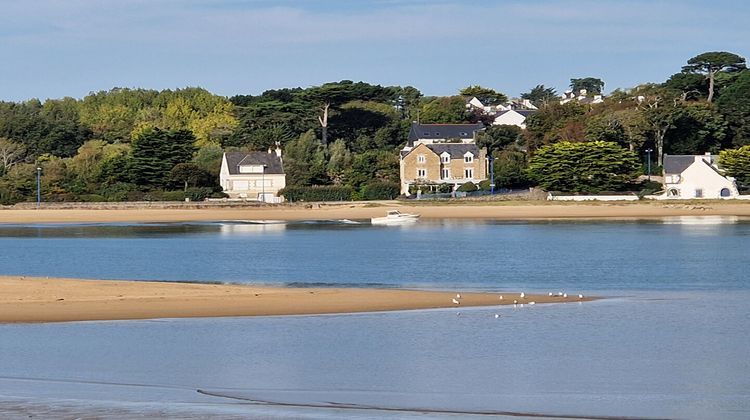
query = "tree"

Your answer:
(719, 145), (750, 187)
(492, 149), (529, 189)
(717, 71), (750, 146)
(477, 125), (523, 153)
(570, 77), (605, 95)
(420, 96), (473, 124)
(663, 72), (708, 100)
(527, 141), (640, 193)
(682, 51), (746, 102)
(460, 85), (508, 106)
(524, 102), (586, 150)
(169, 163), (211, 191)
(283, 130), (327, 186)
(130, 128), (196, 188)
(521, 85), (557, 107)
(326, 139), (353, 184)
(0, 138), (26, 175)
